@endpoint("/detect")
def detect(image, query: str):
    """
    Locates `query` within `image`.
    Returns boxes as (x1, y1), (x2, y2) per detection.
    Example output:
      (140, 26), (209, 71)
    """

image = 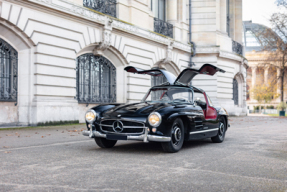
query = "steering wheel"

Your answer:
(173, 98), (188, 103)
